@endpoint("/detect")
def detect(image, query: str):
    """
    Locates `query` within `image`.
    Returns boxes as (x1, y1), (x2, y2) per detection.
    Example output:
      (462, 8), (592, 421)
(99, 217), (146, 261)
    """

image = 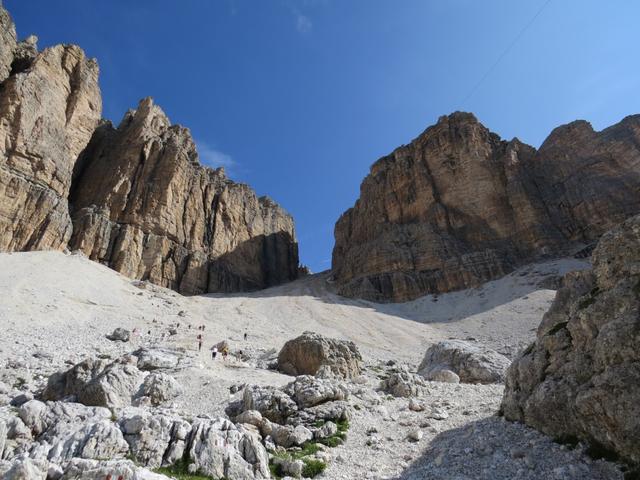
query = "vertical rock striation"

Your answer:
(0, 5), (101, 251)
(69, 98), (298, 294)
(332, 112), (640, 302)
(0, 4), (299, 294)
